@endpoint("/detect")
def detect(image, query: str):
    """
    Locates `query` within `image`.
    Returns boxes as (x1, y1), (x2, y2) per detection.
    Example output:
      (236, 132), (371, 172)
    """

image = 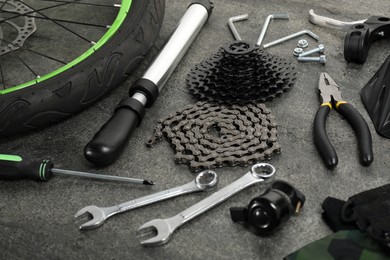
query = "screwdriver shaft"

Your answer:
(51, 168), (154, 185)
